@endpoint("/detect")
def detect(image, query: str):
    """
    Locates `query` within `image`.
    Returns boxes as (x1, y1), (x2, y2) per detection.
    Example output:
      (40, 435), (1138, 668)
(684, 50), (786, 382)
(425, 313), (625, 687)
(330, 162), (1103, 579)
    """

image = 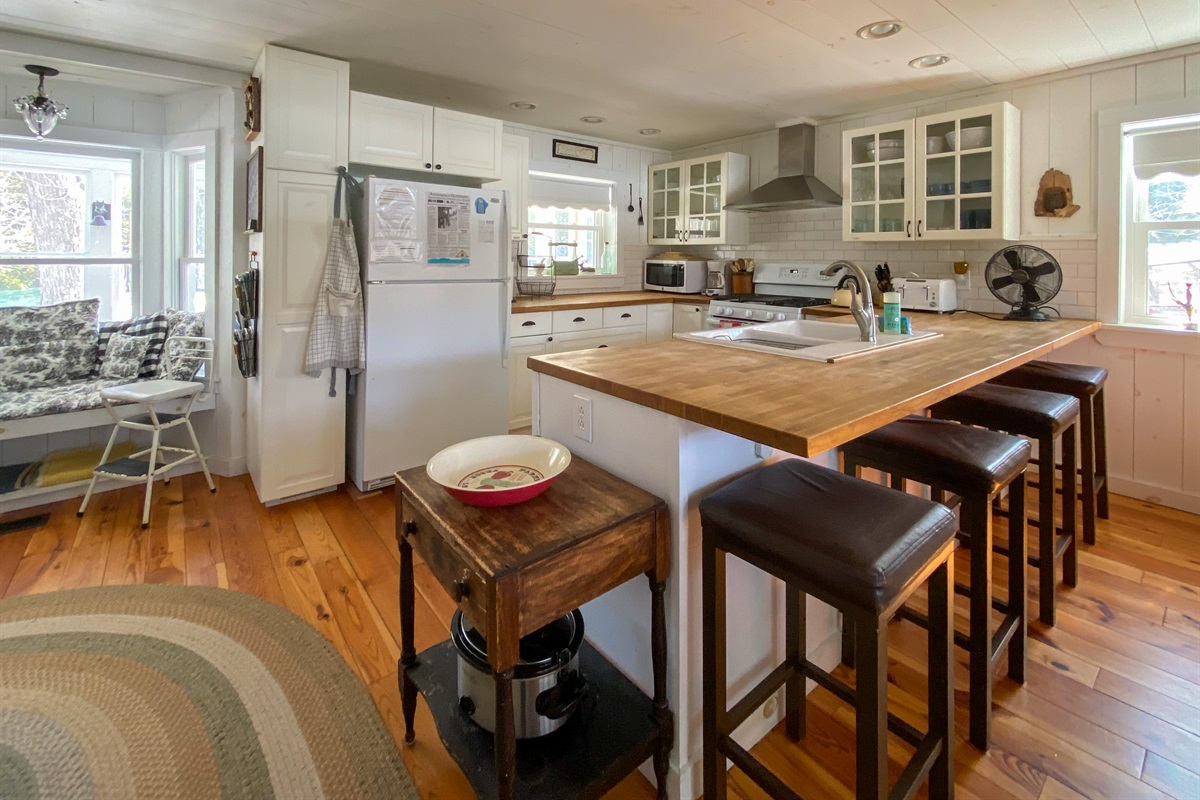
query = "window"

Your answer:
(178, 154), (207, 312)
(527, 173), (616, 275)
(0, 142), (138, 319)
(1118, 116), (1200, 327)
